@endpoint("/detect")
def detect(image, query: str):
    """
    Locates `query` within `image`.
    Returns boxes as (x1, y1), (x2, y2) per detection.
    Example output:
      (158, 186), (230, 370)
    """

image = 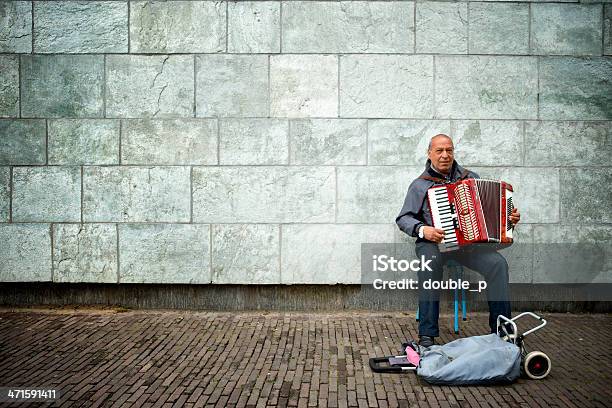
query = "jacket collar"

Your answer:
(424, 159), (464, 181)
